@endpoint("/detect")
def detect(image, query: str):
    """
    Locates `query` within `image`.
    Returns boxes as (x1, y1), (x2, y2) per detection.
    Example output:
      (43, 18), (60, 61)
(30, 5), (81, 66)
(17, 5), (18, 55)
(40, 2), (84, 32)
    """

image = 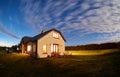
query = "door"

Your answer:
(51, 44), (58, 52)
